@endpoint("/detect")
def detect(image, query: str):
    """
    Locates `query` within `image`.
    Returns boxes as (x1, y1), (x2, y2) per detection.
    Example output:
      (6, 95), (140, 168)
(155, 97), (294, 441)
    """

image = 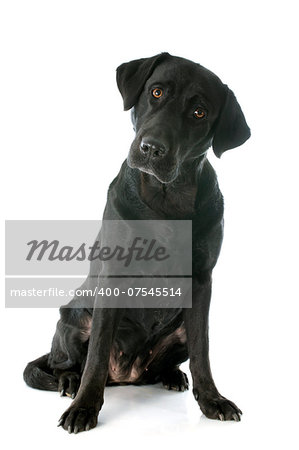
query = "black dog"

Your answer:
(24, 53), (250, 433)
